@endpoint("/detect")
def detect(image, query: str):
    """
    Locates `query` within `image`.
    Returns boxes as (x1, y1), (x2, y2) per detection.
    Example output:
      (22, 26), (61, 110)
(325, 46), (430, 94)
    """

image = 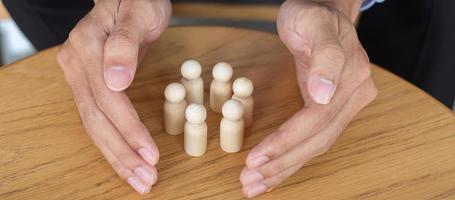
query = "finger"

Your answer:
(60, 41), (159, 192)
(103, 0), (170, 91)
(68, 9), (162, 166)
(241, 129), (334, 186)
(245, 58), (374, 167)
(89, 39), (161, 167)
(71, 76), (158, 190)
(242, 164), (302, 198)
(94, 87), (161, 167)
(245, 100), (341, 169)
(278, 0), (345, 104)
(97, 136), (156, 195)
(248, 31), (370, 170)
(241, 78), (377, 189)
(306, 43), (345, 104)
